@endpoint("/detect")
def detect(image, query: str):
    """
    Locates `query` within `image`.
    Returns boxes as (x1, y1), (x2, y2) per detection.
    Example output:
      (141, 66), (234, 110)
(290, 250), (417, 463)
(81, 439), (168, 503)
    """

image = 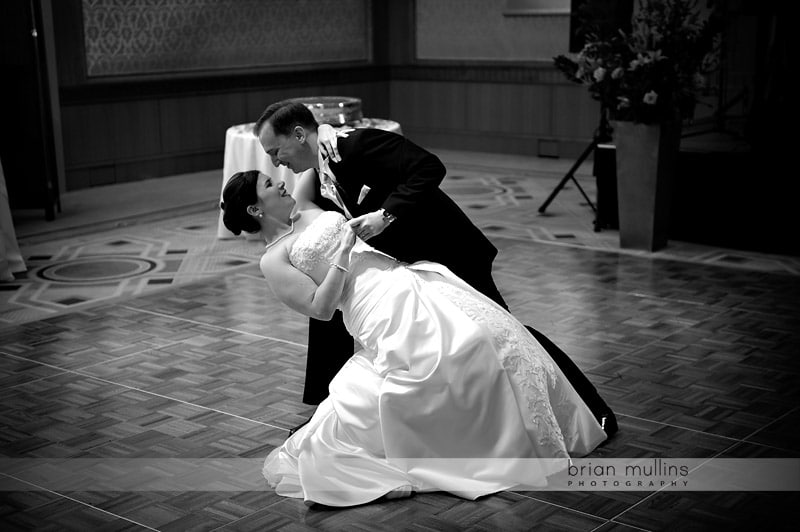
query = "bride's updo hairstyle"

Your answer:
(221, 170), (261, 235)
